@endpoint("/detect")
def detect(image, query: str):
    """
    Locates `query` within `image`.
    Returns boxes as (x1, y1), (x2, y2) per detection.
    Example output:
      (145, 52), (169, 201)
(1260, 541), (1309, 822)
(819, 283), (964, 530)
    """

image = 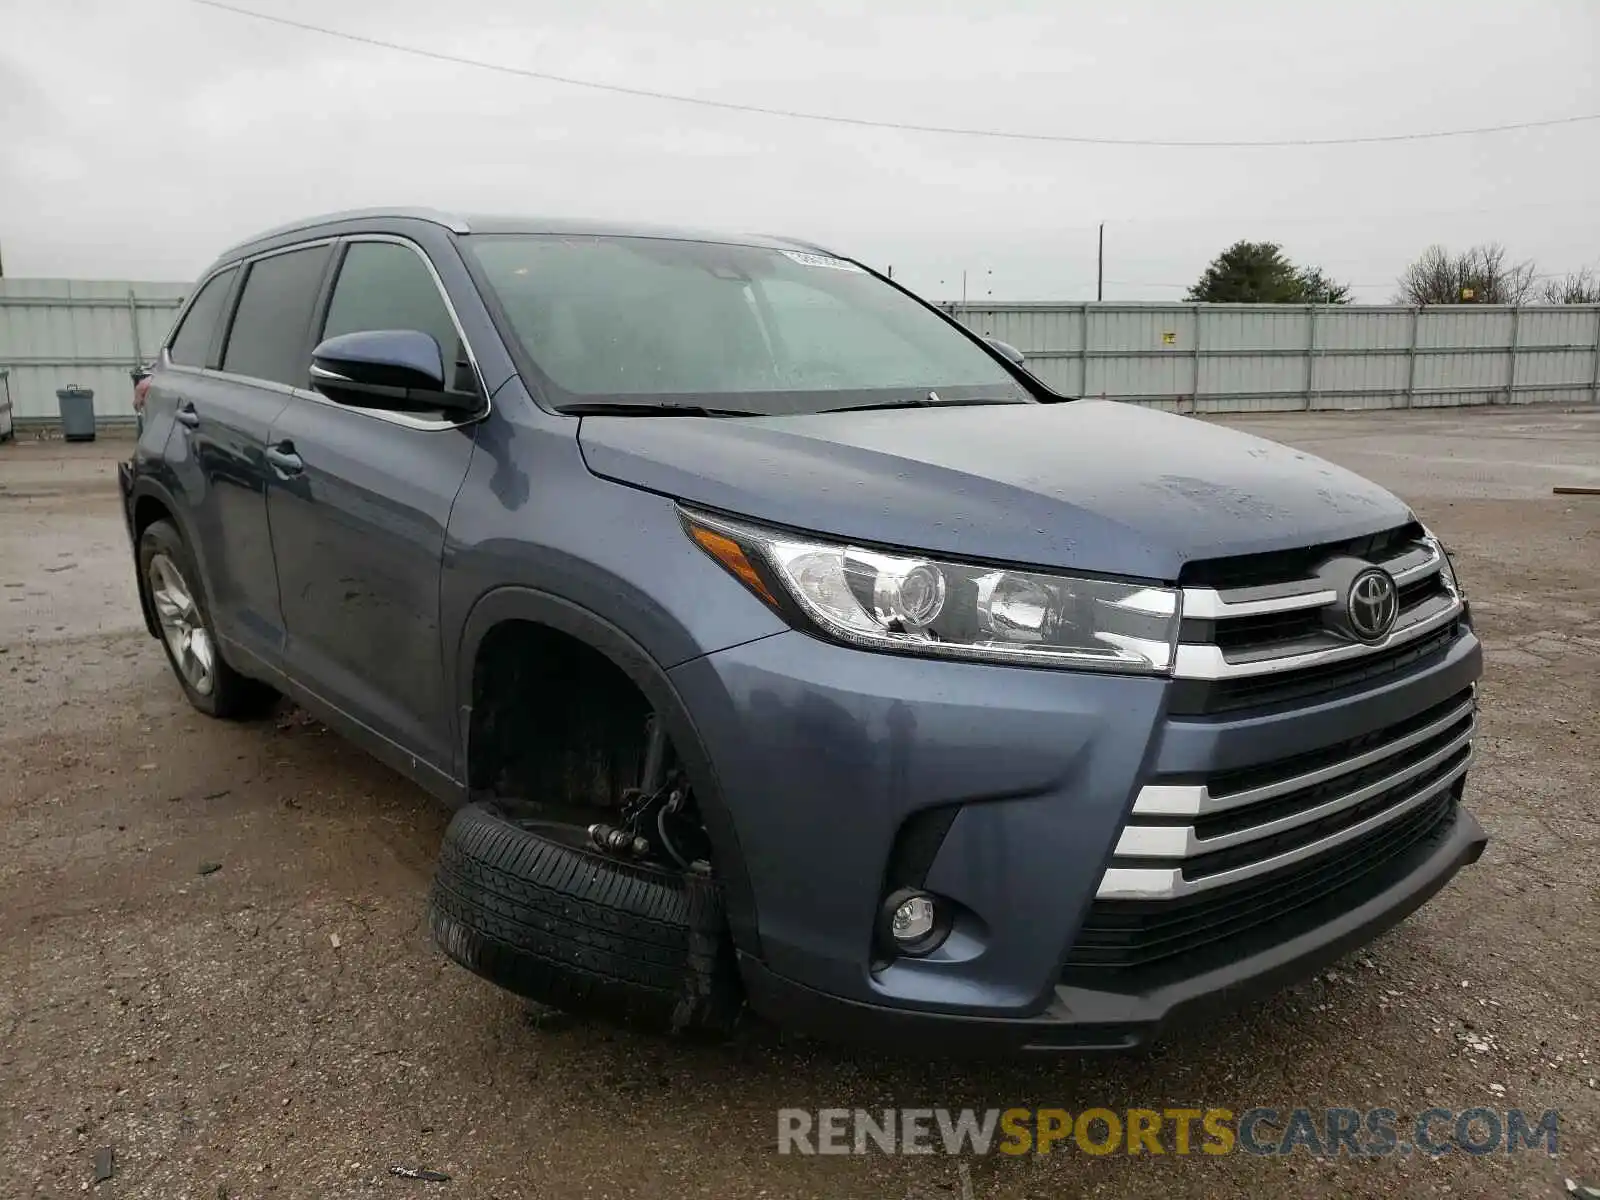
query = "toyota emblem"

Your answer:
(1346, 568), (1400, 642)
